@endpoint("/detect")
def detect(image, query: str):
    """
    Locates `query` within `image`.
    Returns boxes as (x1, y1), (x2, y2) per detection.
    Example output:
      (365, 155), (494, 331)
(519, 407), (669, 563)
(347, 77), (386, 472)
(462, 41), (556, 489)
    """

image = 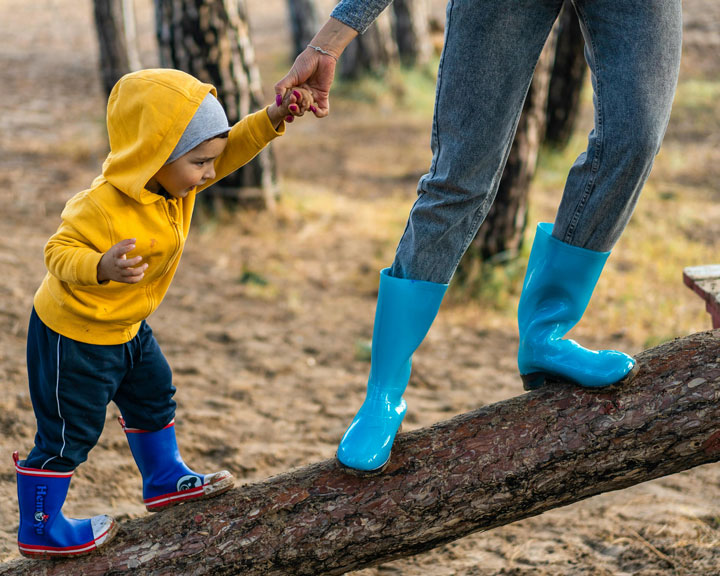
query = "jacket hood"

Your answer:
(99, 69), (216, 204)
